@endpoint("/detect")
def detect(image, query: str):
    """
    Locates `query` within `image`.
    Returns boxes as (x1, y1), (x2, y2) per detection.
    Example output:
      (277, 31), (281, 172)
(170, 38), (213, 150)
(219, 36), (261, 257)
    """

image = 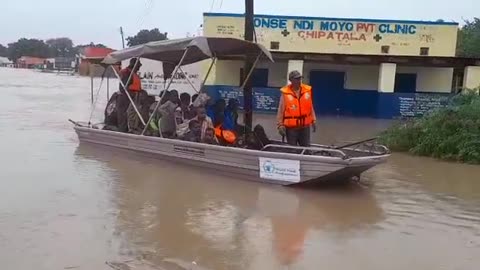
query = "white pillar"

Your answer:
(463, 66), (480, 90)
(287, 60), (304, 84)
(378, 63), (397, 93)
